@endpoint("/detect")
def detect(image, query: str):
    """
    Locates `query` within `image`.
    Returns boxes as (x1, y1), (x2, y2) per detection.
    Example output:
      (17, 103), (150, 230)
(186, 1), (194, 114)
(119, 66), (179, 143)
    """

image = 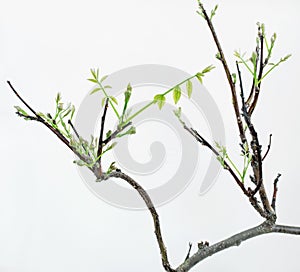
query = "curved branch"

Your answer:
(103, 171), (175, 272)
(176, 221), (300, 272)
